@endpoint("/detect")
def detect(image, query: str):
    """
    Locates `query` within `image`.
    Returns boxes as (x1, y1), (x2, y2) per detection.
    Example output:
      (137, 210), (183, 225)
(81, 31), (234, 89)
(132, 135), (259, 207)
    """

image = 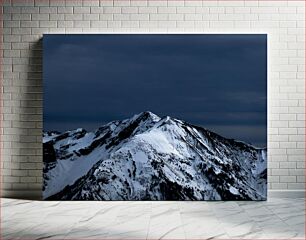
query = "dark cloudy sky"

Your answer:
(43, 34), (267, 147)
